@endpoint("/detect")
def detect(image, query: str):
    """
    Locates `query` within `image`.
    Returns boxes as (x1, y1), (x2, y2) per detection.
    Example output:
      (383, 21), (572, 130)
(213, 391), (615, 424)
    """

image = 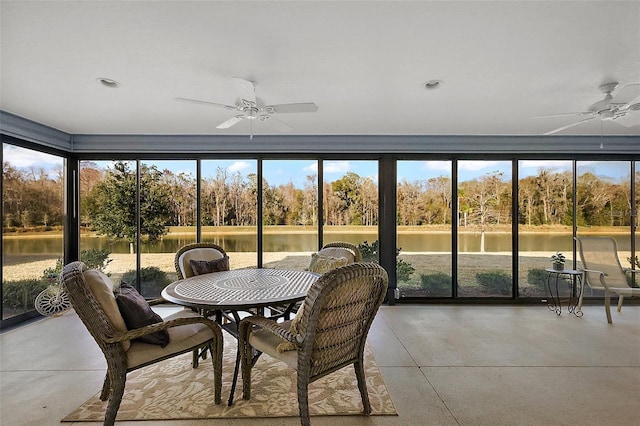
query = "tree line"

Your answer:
(3, 160), (637, 242)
